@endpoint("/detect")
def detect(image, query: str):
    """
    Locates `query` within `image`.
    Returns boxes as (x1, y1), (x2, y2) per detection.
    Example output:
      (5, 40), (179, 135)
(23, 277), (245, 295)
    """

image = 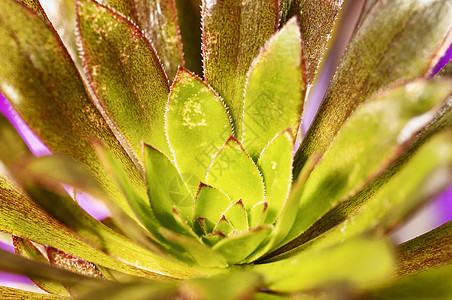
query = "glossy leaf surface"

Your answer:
(284, 80), (452, 247)
(166, 68), (233, 194)
(99, 0), (183, 81)
(77, 0), (170, 156)
(202, 0), (278, 132)
(0, 0), (143, 215)
(294, 0), (452, 176)
(257, 130), (293, 225)
(206, 137), (265, 212)
(241, 18), (304, 159)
